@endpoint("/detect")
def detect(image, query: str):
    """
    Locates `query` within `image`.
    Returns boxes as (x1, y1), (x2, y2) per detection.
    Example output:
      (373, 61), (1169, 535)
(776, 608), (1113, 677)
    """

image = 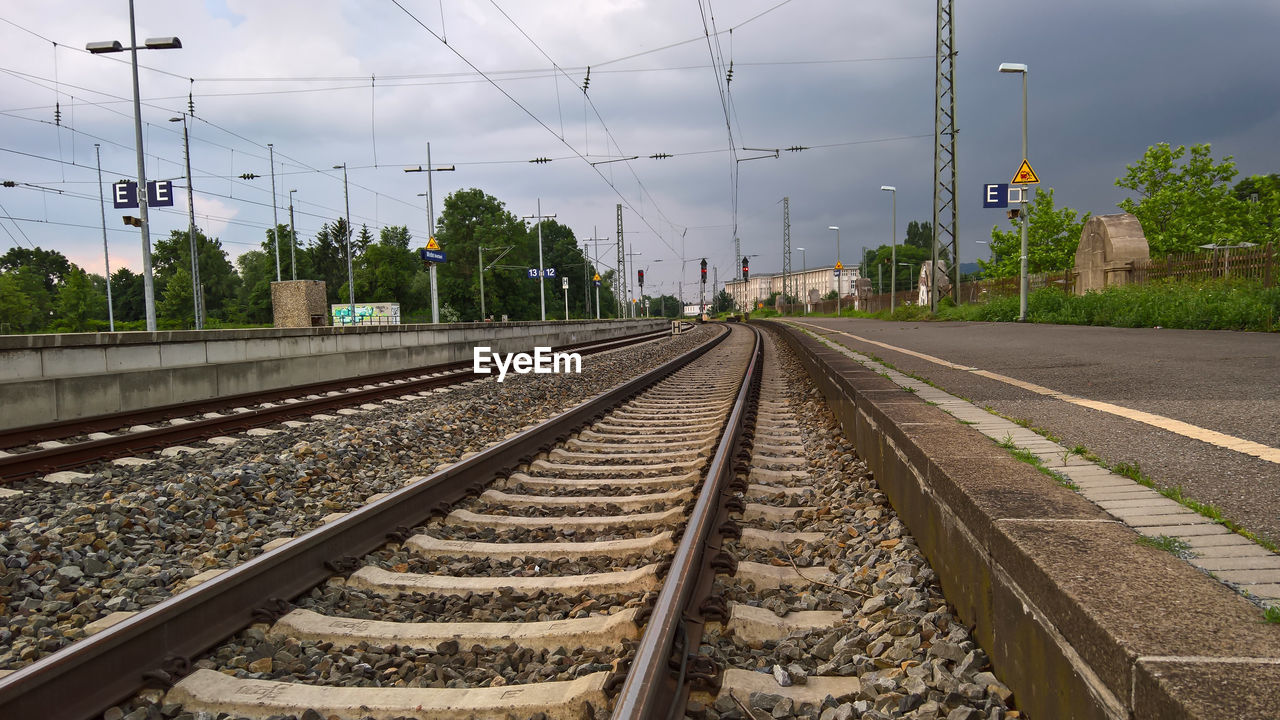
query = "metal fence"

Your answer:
(775, 243), (1274, 316)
